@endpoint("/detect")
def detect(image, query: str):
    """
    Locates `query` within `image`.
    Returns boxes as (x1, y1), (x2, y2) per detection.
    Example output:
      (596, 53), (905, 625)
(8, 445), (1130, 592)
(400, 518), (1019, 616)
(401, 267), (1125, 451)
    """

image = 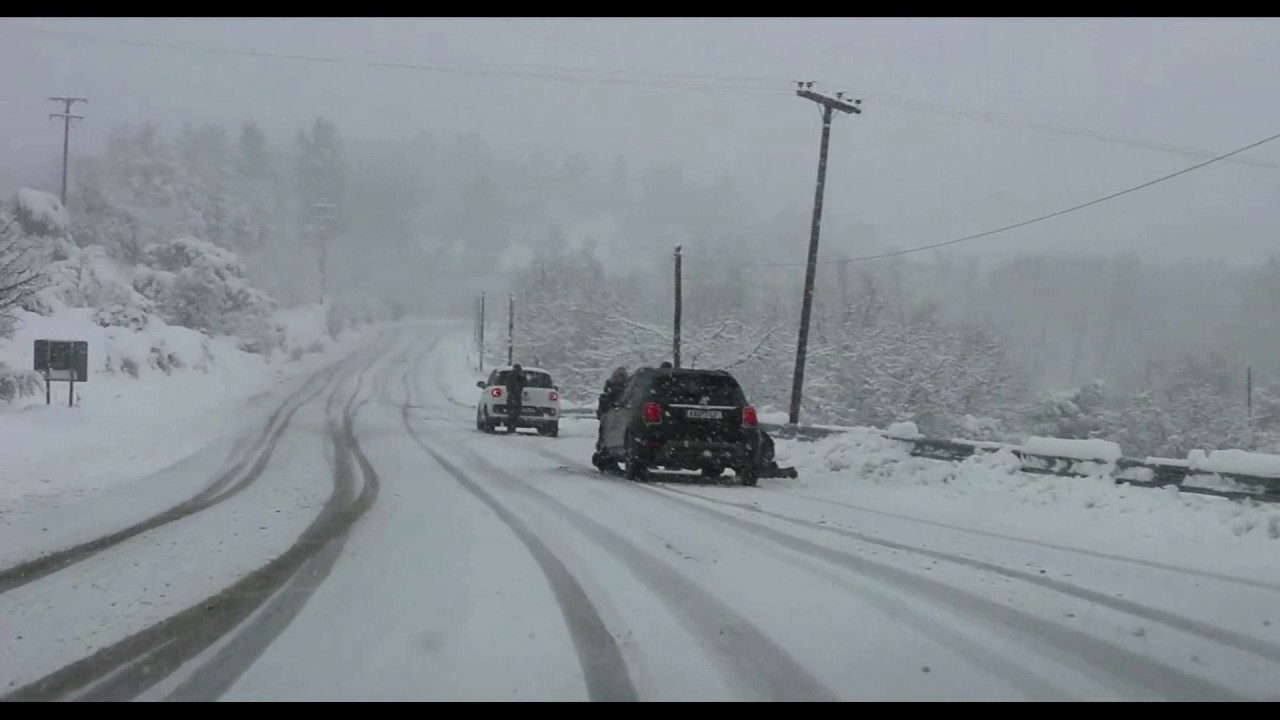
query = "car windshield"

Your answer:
(495, 370), (553, 388)
(650, 373), (743, 406)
